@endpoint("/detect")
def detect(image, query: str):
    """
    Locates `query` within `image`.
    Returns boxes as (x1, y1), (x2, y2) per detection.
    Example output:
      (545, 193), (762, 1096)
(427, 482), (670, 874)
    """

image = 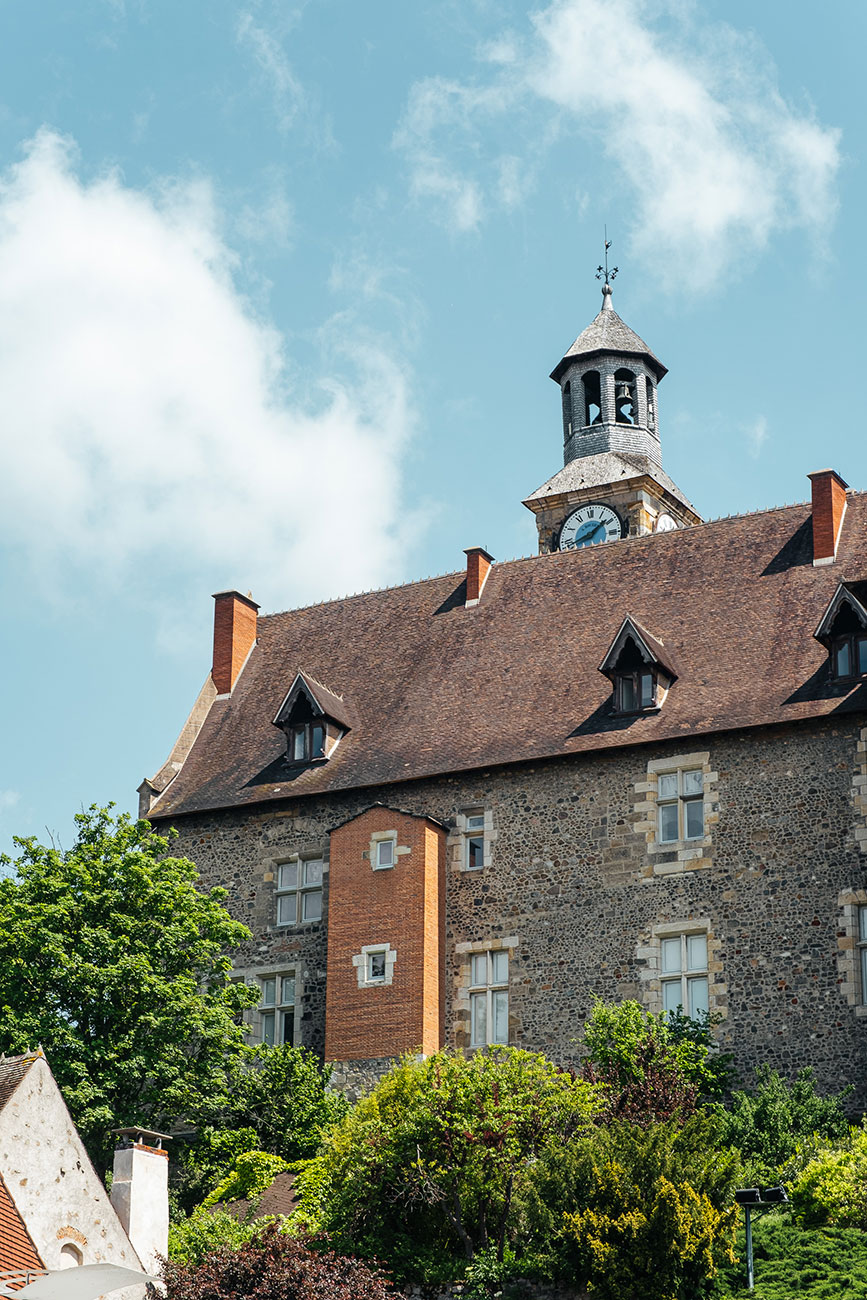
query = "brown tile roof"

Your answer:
(215, 1170), (298, 1222)
(0, 1173), (42, 1275)
(550, 299), (667, 381)
(150, 494), (867, 822)
(0, 1055), (40, 1112)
